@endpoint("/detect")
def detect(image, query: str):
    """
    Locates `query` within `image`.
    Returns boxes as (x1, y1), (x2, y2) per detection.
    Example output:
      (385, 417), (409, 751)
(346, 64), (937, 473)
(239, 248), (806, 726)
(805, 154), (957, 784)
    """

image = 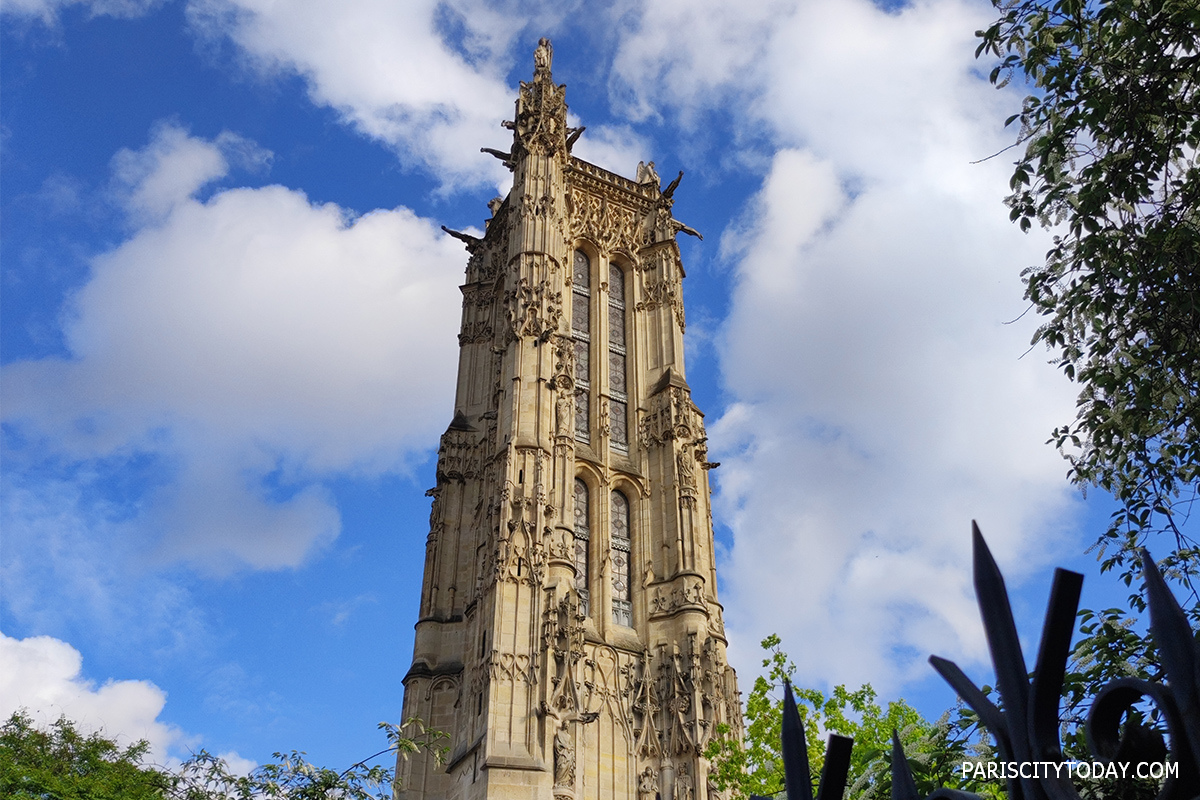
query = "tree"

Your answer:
(0, 711), (169, 800)
(0, 710), (446, 800)
(704, 636), (997, 800)
(168, 720), (445, 800)
(975, 0), (1200, 606)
